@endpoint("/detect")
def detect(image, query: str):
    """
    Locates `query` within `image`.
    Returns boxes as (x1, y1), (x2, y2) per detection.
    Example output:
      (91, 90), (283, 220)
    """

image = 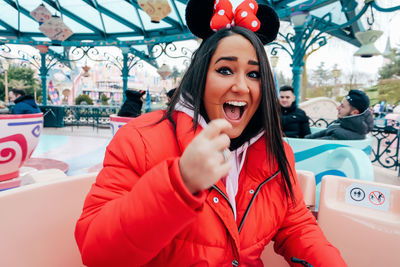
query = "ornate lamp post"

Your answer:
(332, 66), (341, 97)
(1, 60), (9, 104)
(270, 55), (279, 90)
(269, 1), (400, 103)
(37, 45), (49, 106)
(290, 11), (309, 103)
